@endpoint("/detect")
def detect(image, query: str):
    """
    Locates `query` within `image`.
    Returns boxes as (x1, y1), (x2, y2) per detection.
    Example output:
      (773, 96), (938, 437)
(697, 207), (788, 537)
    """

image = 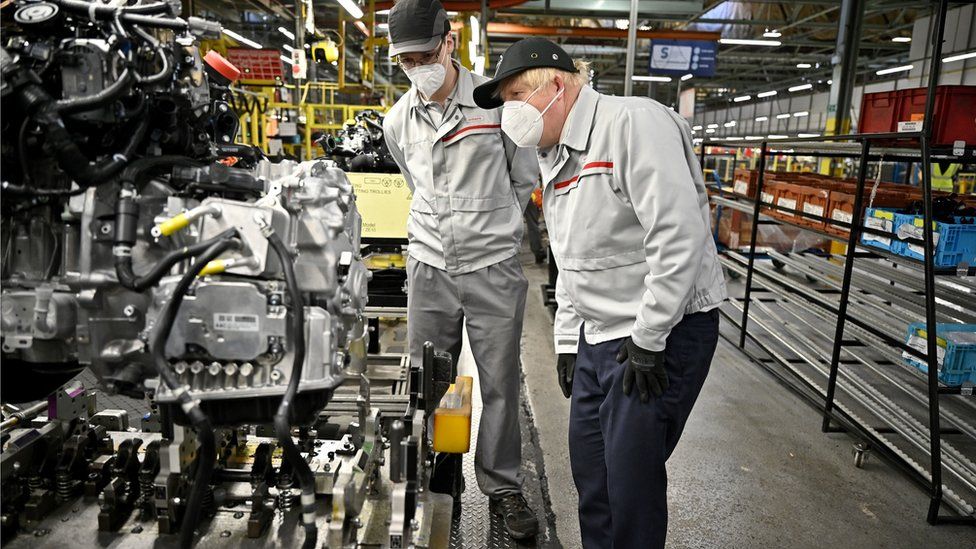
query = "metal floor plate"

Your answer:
(67, 321), (558, 548)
